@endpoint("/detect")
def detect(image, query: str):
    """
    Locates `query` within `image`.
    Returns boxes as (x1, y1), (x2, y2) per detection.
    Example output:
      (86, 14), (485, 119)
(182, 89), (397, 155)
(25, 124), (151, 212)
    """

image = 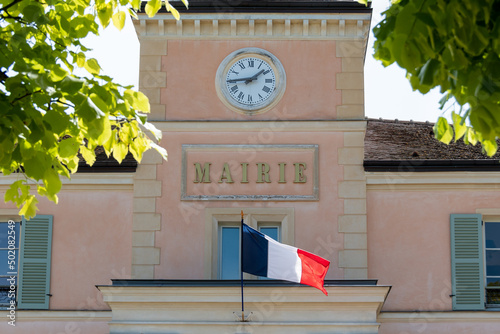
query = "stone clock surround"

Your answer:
(133, 12), (370, 279)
